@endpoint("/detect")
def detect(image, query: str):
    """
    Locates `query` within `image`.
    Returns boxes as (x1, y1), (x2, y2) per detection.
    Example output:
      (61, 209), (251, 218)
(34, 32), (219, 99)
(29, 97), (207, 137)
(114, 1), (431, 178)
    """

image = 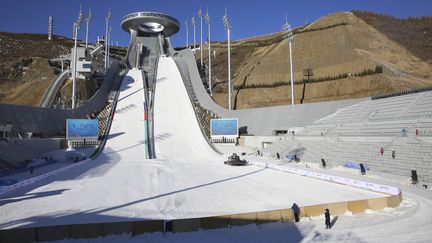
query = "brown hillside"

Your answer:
(0, 57), (56, 105)
(199, 12), (432, 109)
(353, 11), (432, 63)
(0, 32), (72, 106)
(0, 32), (127, 107)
